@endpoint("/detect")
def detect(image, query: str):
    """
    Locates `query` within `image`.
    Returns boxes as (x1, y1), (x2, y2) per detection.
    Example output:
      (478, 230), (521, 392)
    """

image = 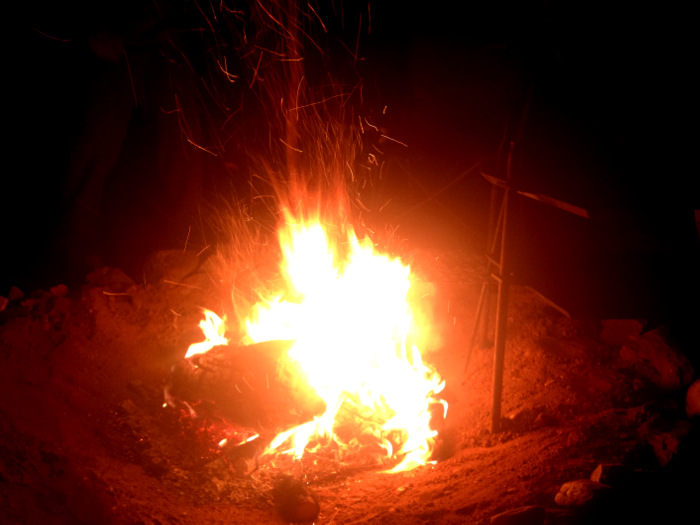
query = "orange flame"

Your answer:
(244, 214), (446, 471)
(185, 310), (228, 359)
(186, 213), (446, 471)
